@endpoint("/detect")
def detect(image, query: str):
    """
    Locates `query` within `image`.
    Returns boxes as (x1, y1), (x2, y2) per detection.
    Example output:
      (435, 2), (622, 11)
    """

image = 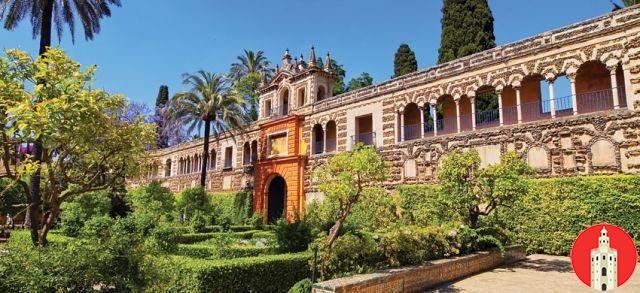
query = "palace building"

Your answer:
(130, 6), (640, 222)
(591, 227), (618, 291)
